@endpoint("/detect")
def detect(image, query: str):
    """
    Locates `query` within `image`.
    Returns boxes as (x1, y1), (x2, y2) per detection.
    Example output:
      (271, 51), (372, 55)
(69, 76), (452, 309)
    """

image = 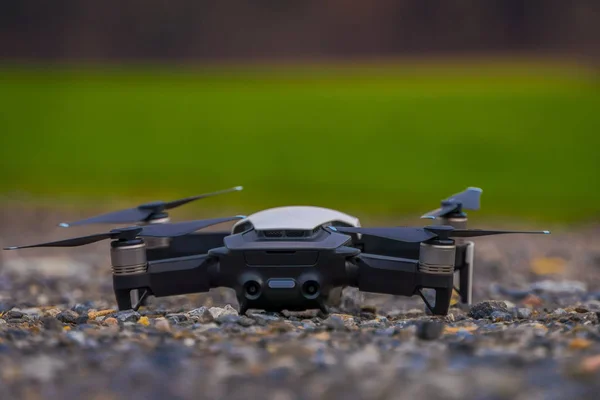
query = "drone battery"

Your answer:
(418, 242), (455, 274)
(110, 241), (148, 275)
